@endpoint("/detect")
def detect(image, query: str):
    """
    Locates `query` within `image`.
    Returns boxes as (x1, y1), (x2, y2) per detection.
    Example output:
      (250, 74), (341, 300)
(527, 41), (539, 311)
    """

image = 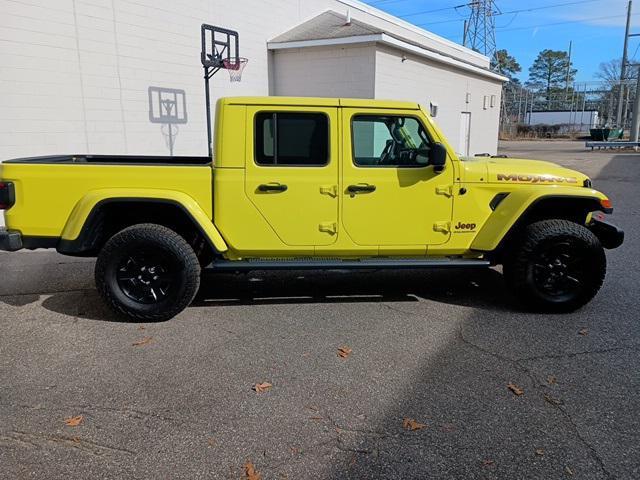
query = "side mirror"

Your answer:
(429, 143), (447, 173)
